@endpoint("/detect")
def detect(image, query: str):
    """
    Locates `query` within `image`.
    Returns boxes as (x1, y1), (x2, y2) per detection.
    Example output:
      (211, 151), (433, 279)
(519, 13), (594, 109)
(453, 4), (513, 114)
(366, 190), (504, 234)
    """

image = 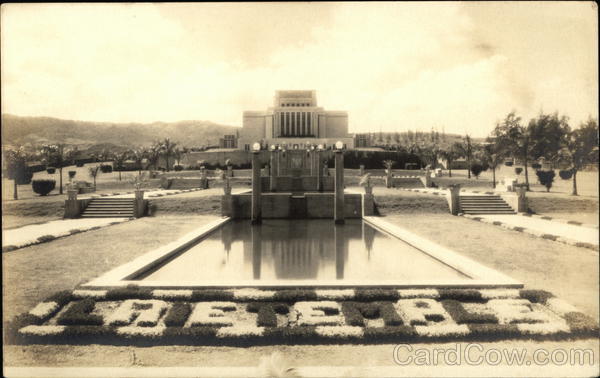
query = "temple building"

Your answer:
(236, 90), (353, 150)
